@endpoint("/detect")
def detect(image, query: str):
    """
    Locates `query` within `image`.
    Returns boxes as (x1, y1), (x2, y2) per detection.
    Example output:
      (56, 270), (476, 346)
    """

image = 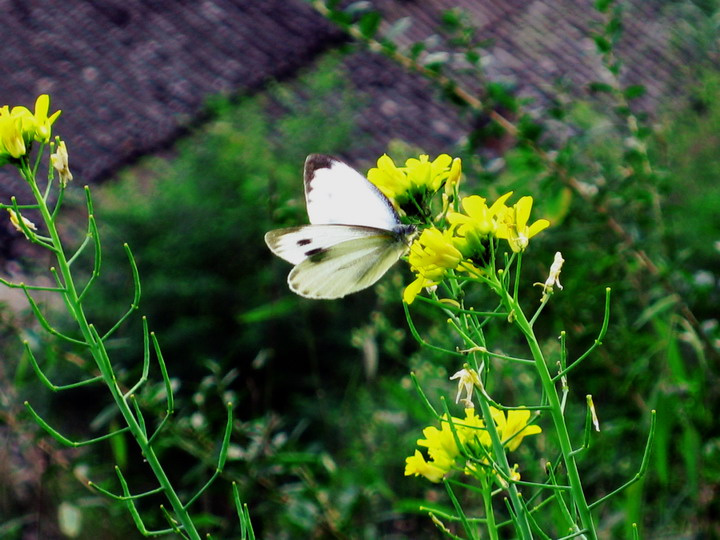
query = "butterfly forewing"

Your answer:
(304, 154), (400, 230)
(265, 225), (395, 266)
(288, 233), (407, 299)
